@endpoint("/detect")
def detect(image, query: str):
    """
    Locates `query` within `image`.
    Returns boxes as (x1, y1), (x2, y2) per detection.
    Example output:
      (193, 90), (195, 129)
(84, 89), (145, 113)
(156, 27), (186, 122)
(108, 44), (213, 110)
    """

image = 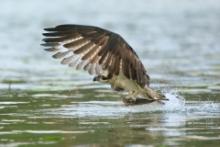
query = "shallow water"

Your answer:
(1, 0), (220, 146)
